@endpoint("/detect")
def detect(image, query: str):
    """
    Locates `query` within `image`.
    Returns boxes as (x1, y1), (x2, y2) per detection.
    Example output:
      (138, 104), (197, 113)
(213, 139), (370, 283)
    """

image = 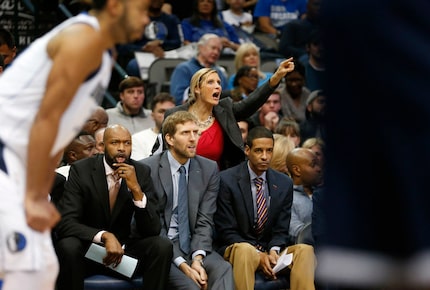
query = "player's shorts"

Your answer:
(0, 143), (58, 275)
